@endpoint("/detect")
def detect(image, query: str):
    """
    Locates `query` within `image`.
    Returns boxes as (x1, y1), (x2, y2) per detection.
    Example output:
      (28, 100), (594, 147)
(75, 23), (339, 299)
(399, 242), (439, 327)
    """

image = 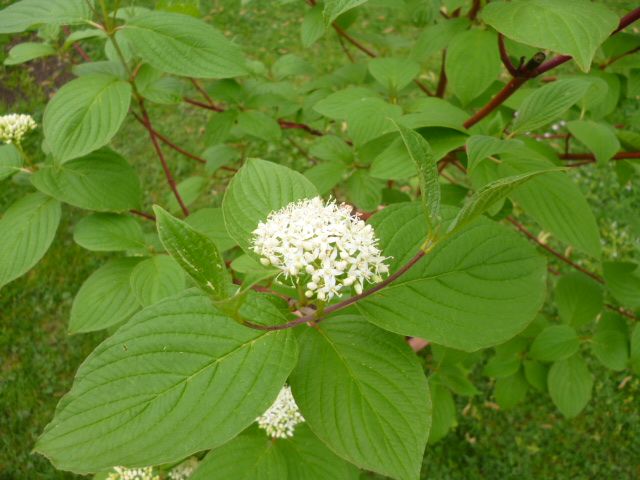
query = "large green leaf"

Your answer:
(68, 257), (142, 334)
(31, 149), (142, 212)
(36, 290), (298, 473)
(192, 425), (358, 480)
(122, 11), (247, 79)
(130, 255), (186, 307)
(445, 29), (501, 106)
(497, 154), (601, 258)
(447, 169), (557, 236)
(567, 120), (620, 165)
(548, 354), (593, 418)
(368, 57), (420, 91)
(73, 213), (145, 252)
(324, 0), (368, 25)
(222, 158), (318, 255)
(289, 315), (430, 480)
(529, 325), (579, 362)
(154, 206), (230, 300)
(357, 203), (546, 351)
(0, 0), (92, 34)
(511, 79), (591, 134)
(603, 262), (640, 309)
(43, 74), (131, 163)
(555, 272), (603, 327)
(0, 193), (60, 289)
(482, 0), (618, 72)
